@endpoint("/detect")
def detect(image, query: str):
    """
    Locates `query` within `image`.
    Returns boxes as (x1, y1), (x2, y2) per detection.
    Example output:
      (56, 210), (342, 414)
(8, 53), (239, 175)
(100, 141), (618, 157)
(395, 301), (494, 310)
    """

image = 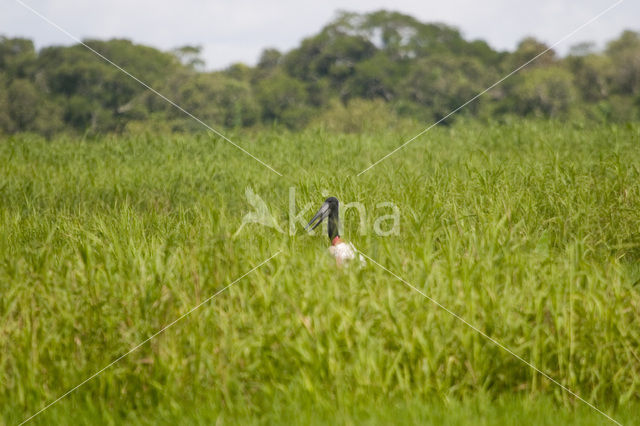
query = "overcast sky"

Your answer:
(3, 0), (638, 70)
